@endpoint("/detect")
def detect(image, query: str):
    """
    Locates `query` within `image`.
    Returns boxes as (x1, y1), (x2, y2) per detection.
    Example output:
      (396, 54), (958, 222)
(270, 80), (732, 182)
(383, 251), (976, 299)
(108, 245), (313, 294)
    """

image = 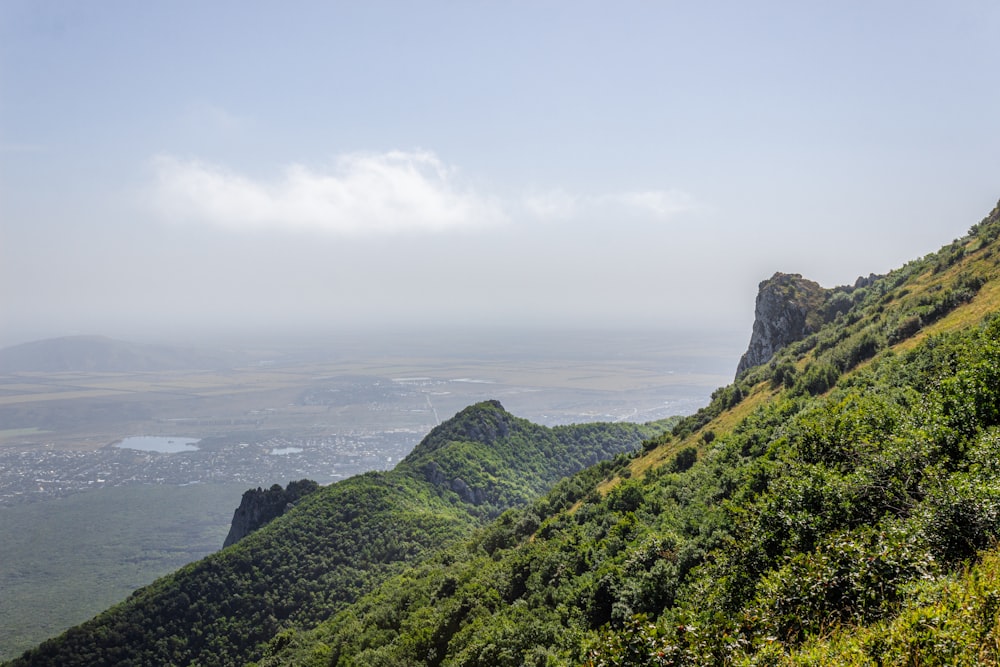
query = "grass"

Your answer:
(625, 382), (777, 484)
